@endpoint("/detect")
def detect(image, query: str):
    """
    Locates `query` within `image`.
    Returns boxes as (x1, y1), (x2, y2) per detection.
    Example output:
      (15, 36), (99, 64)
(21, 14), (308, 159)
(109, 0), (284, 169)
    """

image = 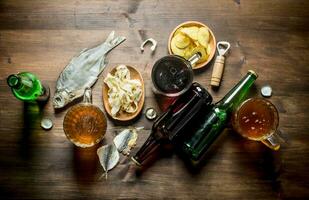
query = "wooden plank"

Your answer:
(0, 0), (309, 199)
